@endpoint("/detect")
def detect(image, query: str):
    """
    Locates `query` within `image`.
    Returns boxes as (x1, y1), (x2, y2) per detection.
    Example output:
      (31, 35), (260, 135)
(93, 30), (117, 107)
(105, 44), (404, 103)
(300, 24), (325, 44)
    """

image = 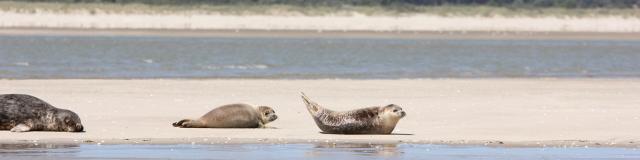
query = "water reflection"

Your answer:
(308, 143), (400, 158)
(0, 143), (637, 160)
(0, 143), (79, 154)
